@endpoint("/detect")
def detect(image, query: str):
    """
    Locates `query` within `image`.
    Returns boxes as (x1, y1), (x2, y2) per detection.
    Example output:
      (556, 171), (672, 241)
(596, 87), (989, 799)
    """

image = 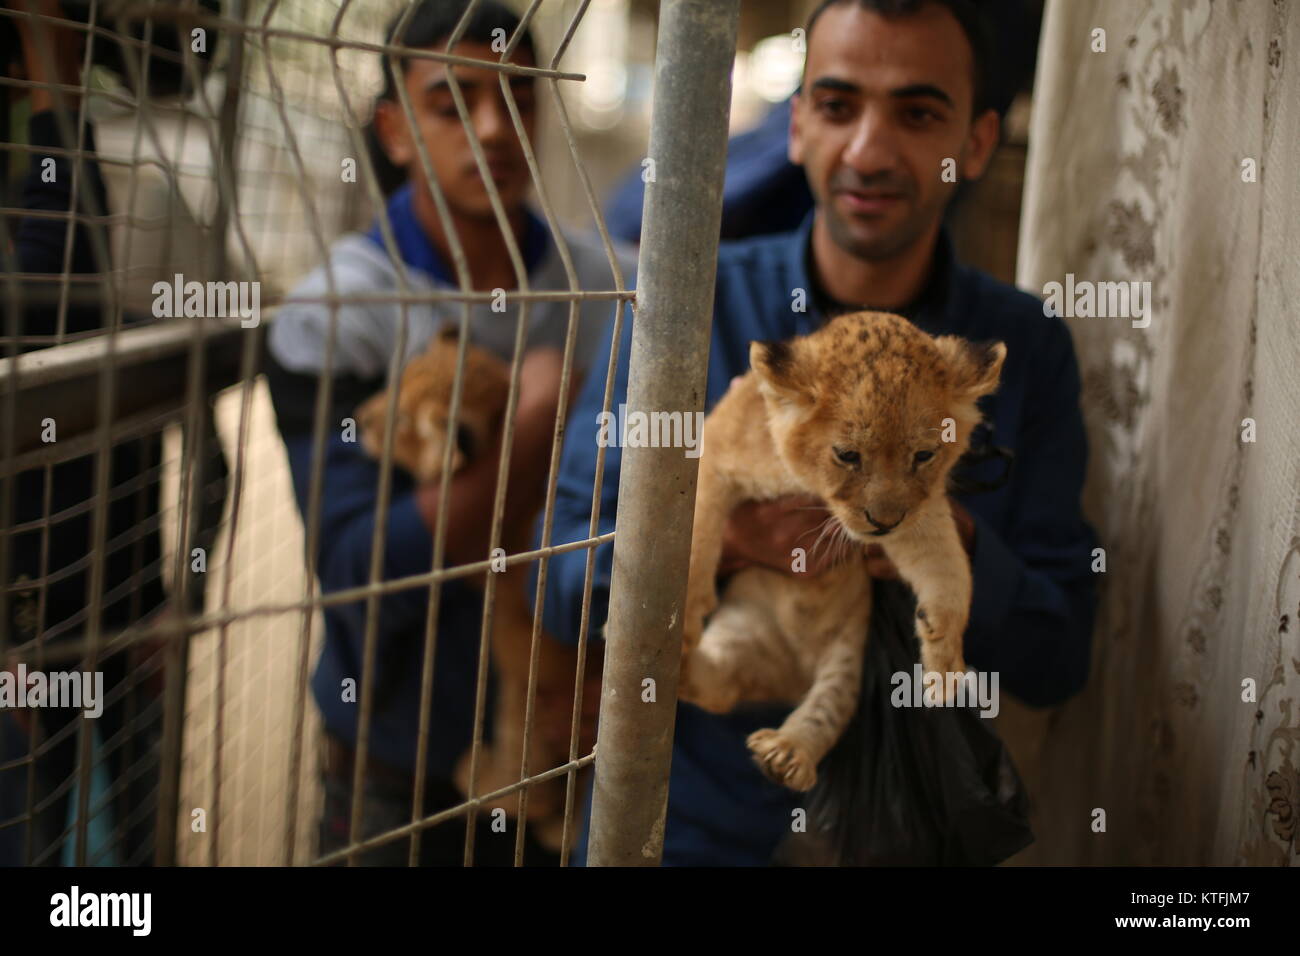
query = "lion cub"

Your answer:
(356, 325), (512, 482)
(681, 311), (1006, 791)
(356, 326), (581, 848)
